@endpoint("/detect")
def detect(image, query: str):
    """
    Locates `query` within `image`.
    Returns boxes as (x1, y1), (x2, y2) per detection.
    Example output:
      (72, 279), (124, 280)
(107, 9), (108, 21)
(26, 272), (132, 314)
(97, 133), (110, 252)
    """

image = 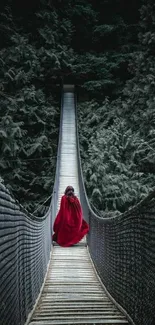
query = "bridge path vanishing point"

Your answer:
(27, 89), (129, 325)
